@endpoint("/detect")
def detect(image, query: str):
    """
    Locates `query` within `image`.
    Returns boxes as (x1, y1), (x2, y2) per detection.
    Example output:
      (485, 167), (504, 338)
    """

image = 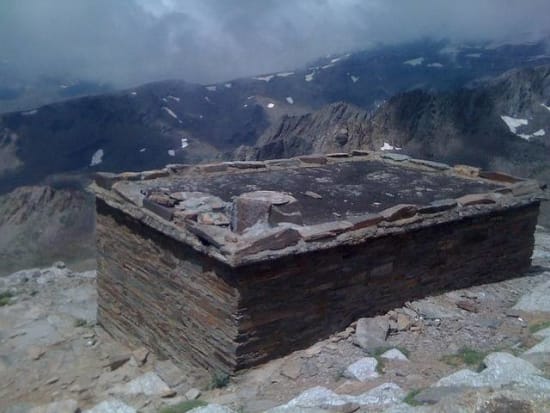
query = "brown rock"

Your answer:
(198, 212), (230, 226)
(299, 155), (328, 164)
(238, 227), (301, 256)
(380, 204), (417, 222)
(456, 300), (479, 313)
(456, 193), (496, 207)
(107, 353), (131, 371)
(298, 221), (353, 242)
(27, 346), (45, 361)
(232, 191), (297, 233)
(396, 313), (412, 331)
(141, 169), (170, 180)
(454, 164), (480, 177)
(348, 213), (383, 230)
(148, 193), (176, 207)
